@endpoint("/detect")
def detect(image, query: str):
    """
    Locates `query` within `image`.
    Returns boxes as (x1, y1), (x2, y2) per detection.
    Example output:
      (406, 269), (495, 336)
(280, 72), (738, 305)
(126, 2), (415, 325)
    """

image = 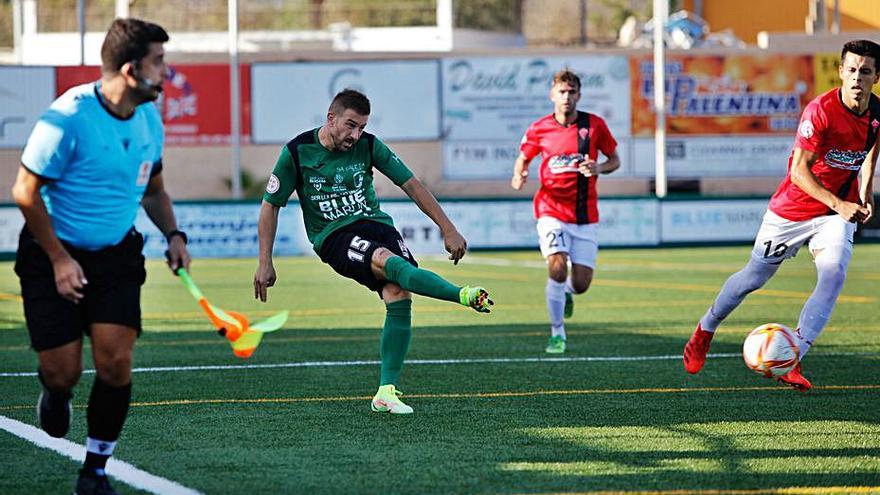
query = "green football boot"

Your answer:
(564, 292), (574, 319)
(459, 286), (493, 313)
(545, 335), (566, 354)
